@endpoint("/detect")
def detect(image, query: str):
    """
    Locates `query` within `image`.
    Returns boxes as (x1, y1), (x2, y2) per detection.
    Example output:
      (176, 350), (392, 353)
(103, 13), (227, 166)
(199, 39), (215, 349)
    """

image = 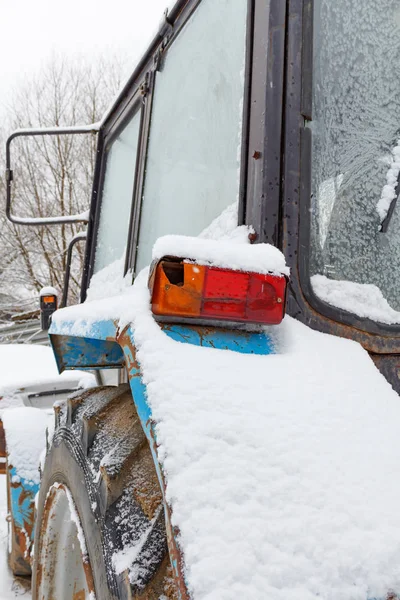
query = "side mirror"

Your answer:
(5, 124), (99, 226)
